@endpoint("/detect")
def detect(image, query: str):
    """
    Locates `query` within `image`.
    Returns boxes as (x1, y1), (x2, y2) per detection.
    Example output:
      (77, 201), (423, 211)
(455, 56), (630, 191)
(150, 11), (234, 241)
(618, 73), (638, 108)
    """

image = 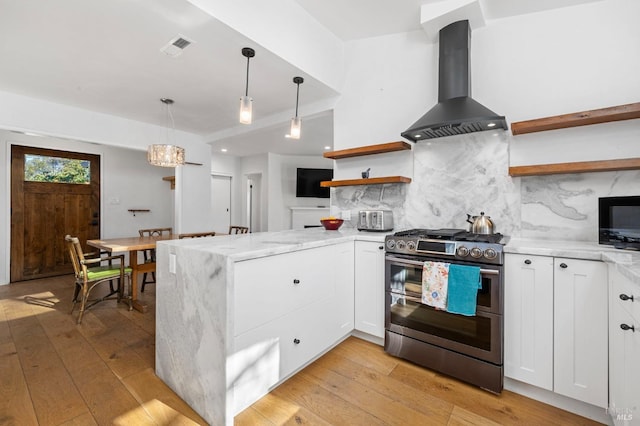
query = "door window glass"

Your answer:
(24, 154), (90, 184)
